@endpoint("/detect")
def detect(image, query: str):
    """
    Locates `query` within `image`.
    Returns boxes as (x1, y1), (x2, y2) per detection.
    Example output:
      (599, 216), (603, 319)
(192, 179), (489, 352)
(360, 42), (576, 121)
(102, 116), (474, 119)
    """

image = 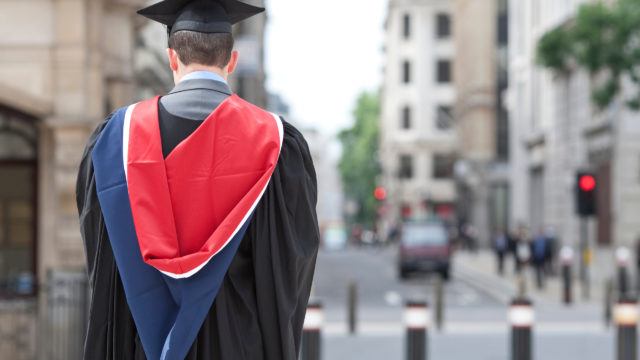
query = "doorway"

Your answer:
(0, 106), (38, 297)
